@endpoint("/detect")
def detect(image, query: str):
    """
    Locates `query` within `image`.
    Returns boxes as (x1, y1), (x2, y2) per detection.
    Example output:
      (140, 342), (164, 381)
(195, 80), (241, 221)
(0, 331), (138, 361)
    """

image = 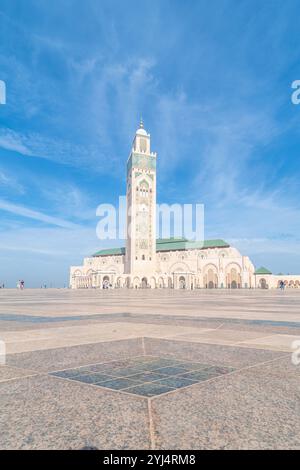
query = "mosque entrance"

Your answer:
(141, 277), (148, 289)
(204, 268), (218, 289)
(102, 276), (110, 289)
(226, 267), (241, 289)
(260, 278), (268, 289)
(179, 276), (186, 289)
